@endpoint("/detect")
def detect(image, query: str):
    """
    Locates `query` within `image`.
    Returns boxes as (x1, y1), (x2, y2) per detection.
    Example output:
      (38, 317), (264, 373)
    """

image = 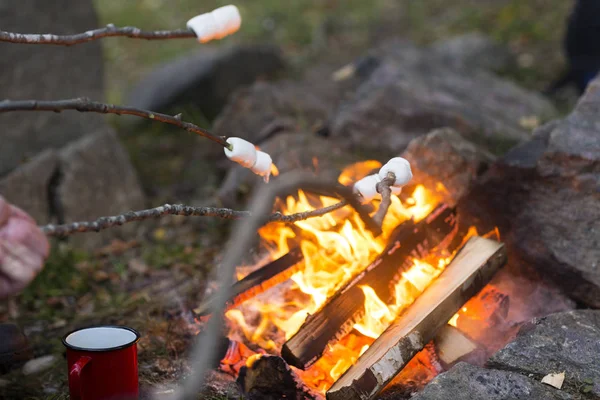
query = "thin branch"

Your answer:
(372, 172), (396, 227)
(40, 201), (349, 237)
(0, 25), (196, 46)
(160, 172), (378, 400)
(0, 98), (230, 149)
